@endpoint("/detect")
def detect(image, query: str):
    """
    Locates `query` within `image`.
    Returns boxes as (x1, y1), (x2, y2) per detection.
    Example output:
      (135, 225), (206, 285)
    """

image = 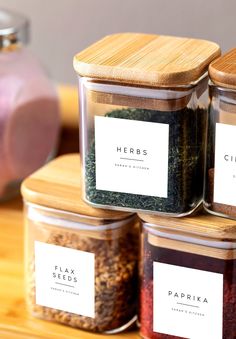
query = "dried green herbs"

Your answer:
(85, 107), (206, 214)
